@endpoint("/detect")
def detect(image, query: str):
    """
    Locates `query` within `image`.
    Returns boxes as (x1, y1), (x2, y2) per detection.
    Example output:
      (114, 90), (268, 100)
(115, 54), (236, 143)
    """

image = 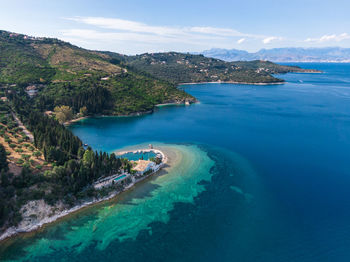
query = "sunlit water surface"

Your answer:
(2, 63), (350, 261)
